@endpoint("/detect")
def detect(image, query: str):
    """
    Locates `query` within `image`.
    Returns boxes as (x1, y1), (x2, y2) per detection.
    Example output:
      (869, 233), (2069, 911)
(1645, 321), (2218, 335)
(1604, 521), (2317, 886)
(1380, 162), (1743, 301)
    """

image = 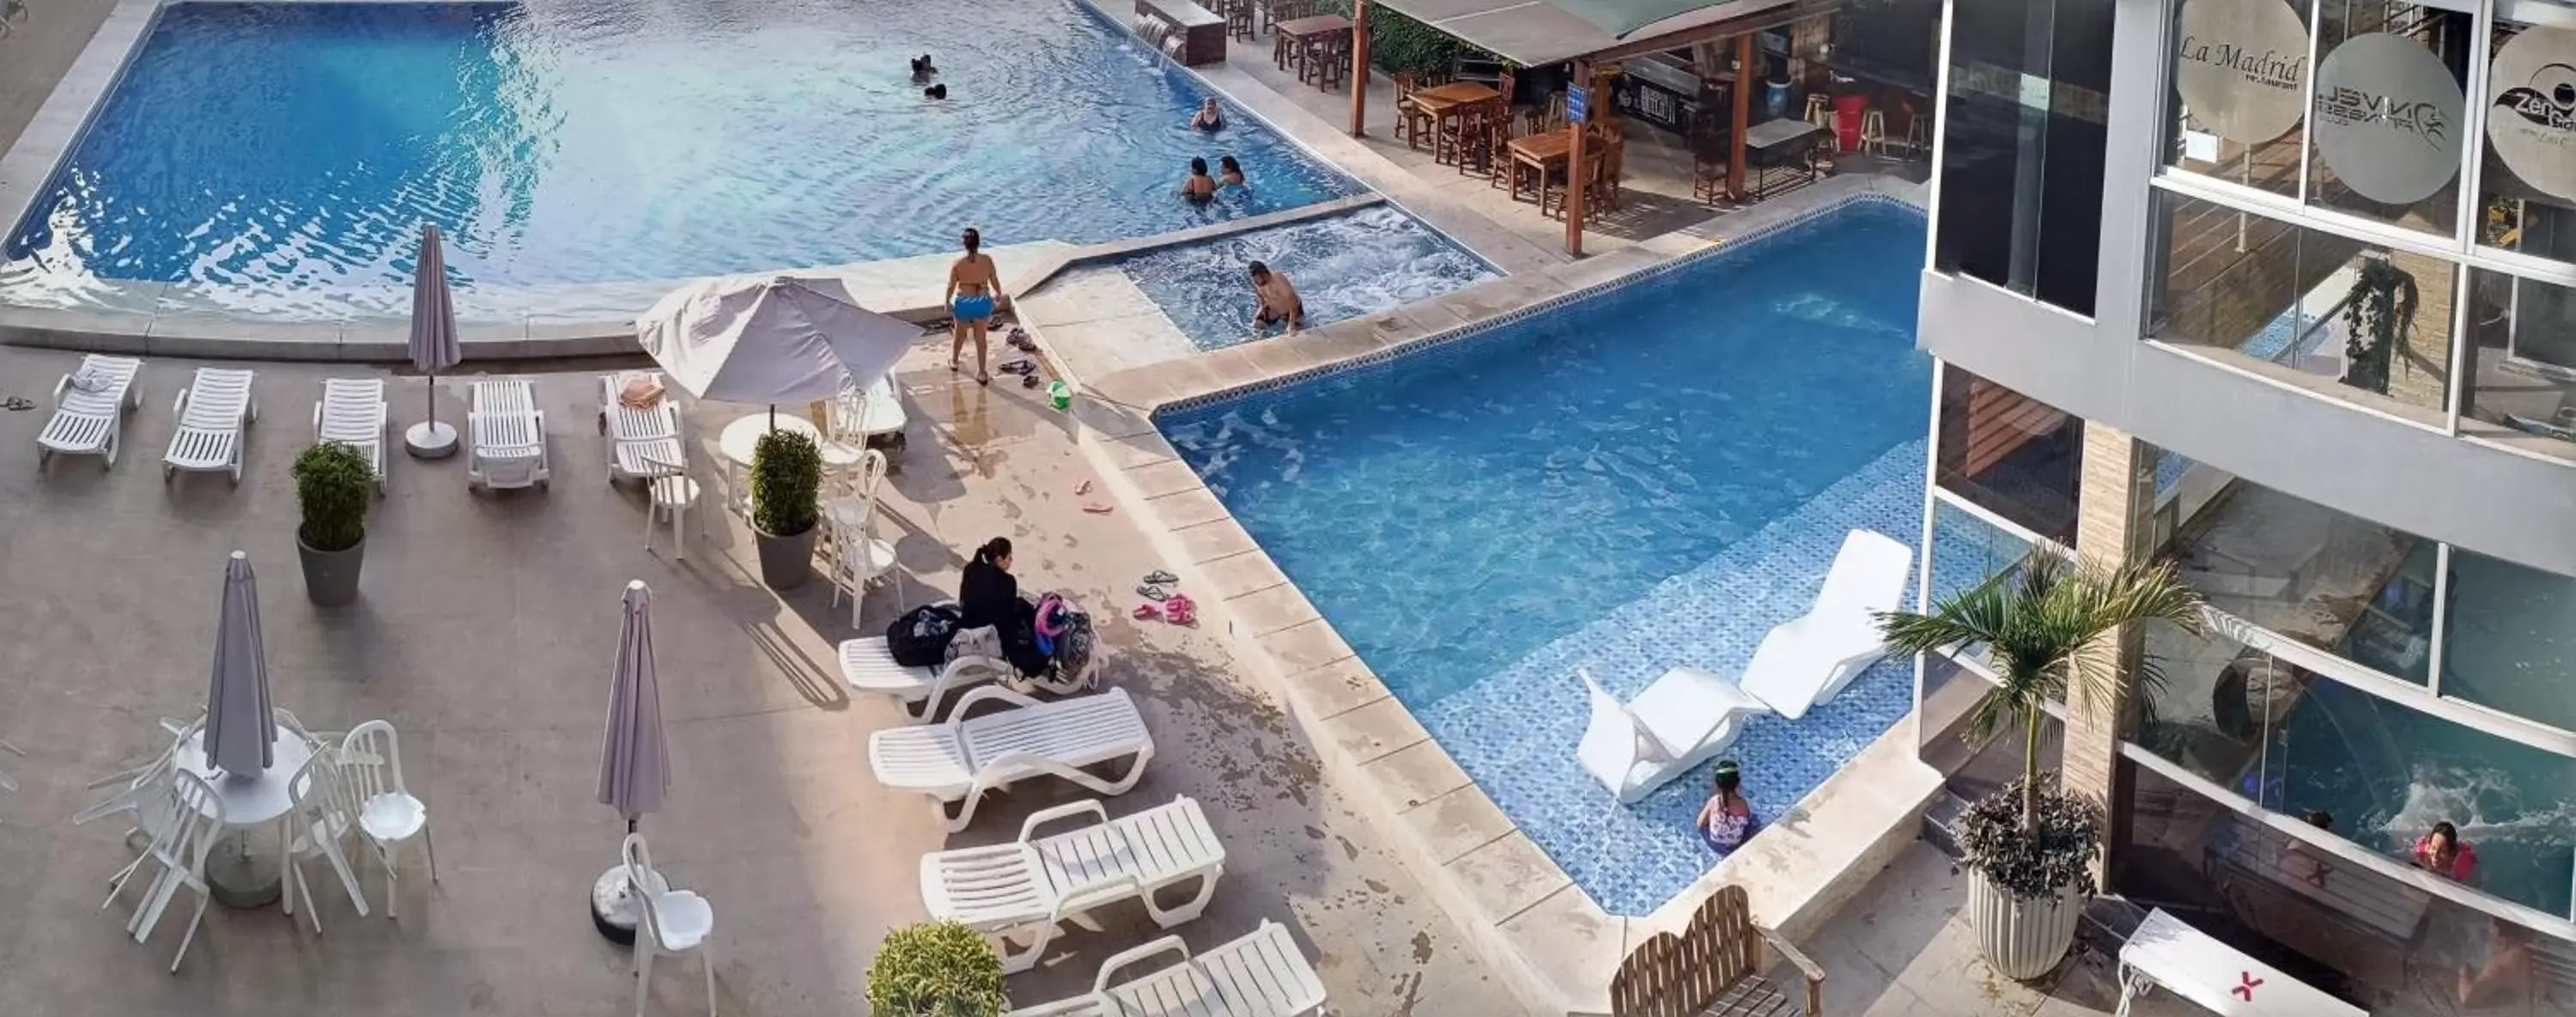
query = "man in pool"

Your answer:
(1182, 157), (1218, 202)
(1248, 260), (1303, 334)
(947, 228), (1005, 385)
